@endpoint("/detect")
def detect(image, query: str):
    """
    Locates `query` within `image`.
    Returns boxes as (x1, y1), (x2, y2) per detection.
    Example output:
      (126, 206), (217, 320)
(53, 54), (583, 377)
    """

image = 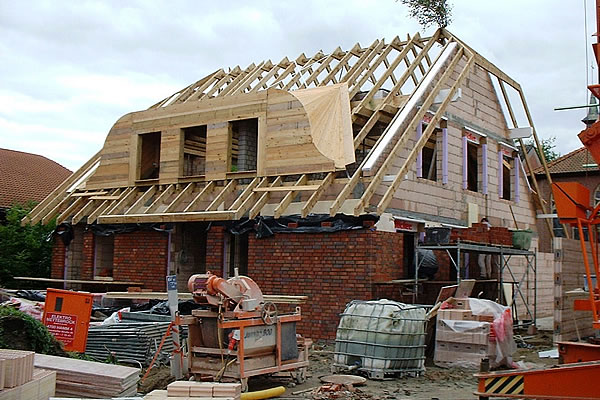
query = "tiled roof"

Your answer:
(0, 148), (72, 208)
(534, 147), (599, 175)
